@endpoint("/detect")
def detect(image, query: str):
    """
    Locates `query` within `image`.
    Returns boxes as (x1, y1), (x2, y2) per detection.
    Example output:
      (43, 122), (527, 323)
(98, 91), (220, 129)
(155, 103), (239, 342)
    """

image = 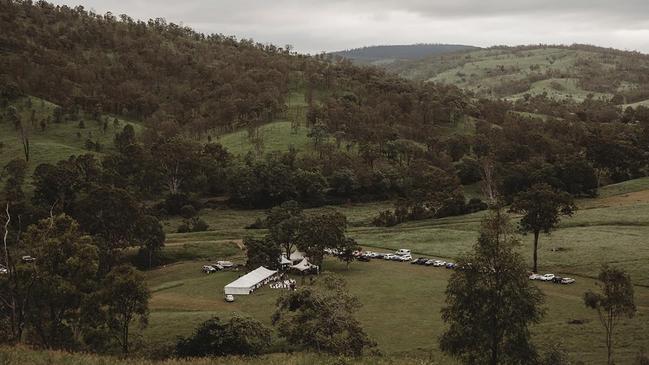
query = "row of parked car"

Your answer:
(529, 273), (575, 284)
(348, 249), (459, 269)
(202, 260), (237, 274)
